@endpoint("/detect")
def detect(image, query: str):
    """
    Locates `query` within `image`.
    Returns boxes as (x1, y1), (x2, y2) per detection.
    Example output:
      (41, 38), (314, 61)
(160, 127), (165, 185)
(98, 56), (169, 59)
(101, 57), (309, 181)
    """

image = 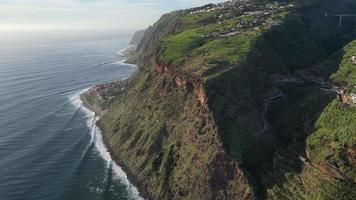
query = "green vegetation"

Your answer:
(264, 40), (356, 199)
(95, 70), (252, 199)
(84, 0), (356, 199)
(265, 150), (356, 200)
(161, 29), (203, 65)
(199, 31), (259, 64)
(331, 40), (356, 91)
(308, 100), (356, 179)
(181, 11), (218, 28)
(306, 40), (356, 181)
